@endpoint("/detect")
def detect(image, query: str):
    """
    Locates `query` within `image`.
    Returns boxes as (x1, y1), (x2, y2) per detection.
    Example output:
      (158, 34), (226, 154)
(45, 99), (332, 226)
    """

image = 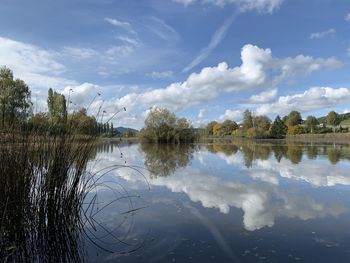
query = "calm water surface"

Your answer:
(85, 141), (350, 263)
